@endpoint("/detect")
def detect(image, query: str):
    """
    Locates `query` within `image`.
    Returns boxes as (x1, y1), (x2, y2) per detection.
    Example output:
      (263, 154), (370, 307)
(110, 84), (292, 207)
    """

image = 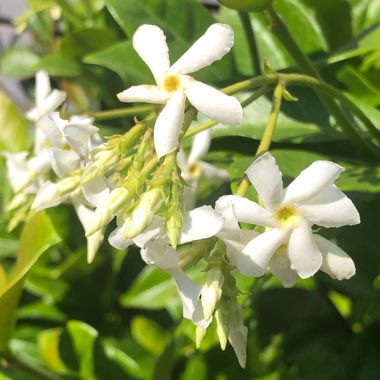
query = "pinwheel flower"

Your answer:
(26, 70), (66, 122)
(117, 23), (242, 158)
(218, 152), (360, 283)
